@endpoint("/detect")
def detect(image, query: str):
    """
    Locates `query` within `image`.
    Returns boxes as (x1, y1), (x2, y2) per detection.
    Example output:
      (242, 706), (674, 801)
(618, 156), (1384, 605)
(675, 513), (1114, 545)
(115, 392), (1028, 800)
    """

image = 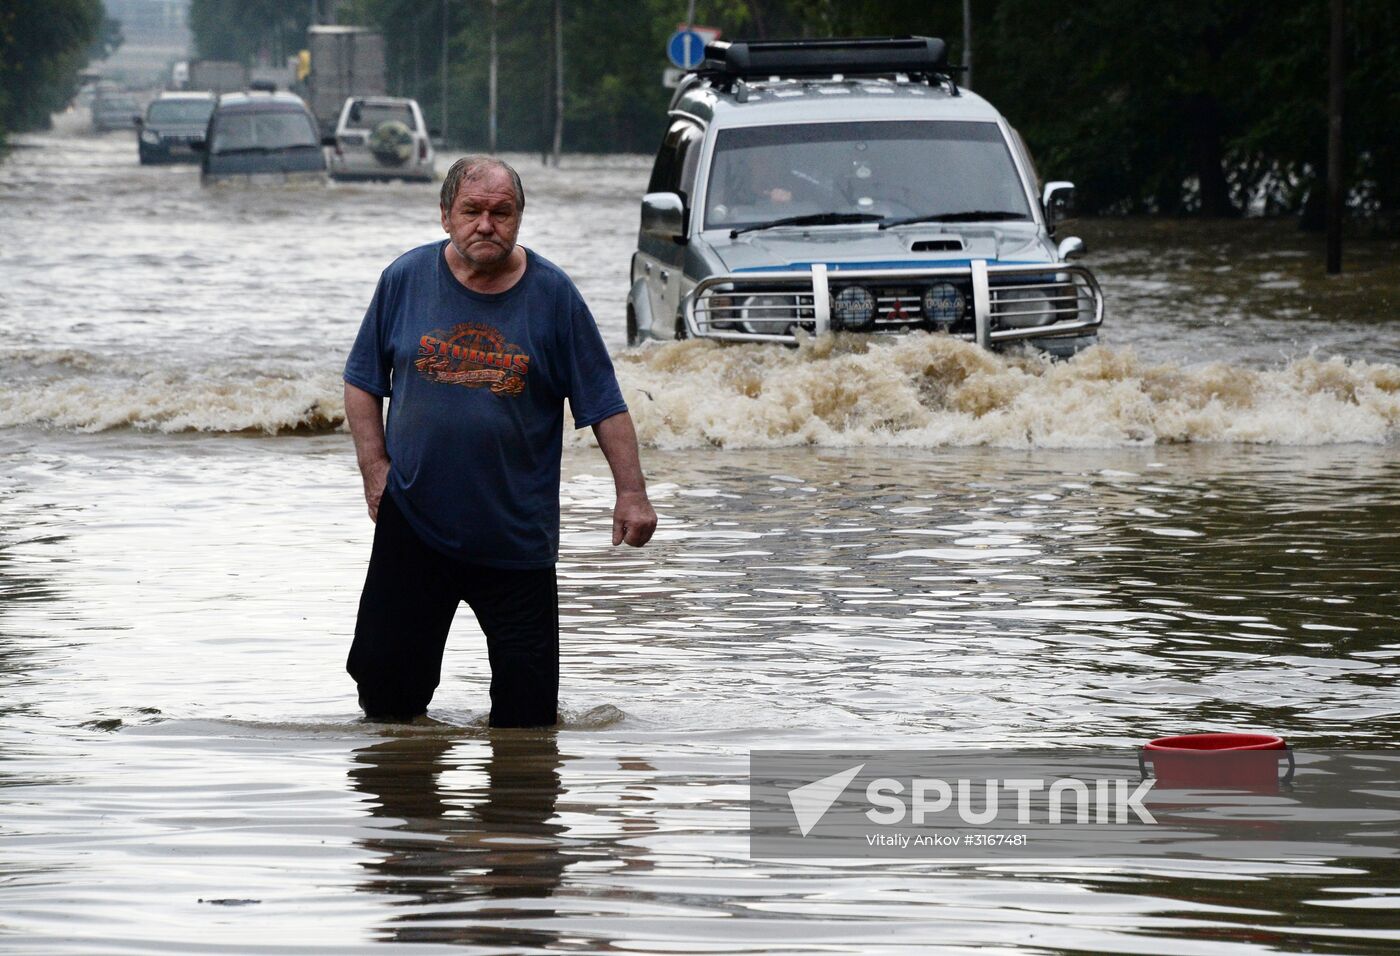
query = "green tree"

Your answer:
(87, 15), (125, 62)
(0, 0), (104, 139)
(188, 0), (312, 65)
